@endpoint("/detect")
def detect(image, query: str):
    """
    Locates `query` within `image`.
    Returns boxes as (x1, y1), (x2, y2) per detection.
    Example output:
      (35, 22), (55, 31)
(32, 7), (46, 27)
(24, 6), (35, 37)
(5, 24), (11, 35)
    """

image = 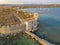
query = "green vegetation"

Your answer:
(12, 35), (38, 45)
(0, 34), (39, 45)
